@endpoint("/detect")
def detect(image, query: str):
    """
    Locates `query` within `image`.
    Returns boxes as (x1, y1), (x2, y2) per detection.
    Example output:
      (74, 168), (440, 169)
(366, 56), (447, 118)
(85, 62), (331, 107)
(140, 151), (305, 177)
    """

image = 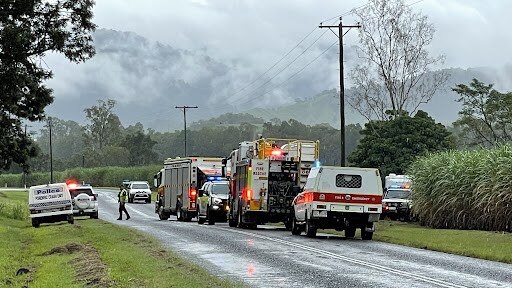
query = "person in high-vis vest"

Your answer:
(117, 185), (131, 220)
